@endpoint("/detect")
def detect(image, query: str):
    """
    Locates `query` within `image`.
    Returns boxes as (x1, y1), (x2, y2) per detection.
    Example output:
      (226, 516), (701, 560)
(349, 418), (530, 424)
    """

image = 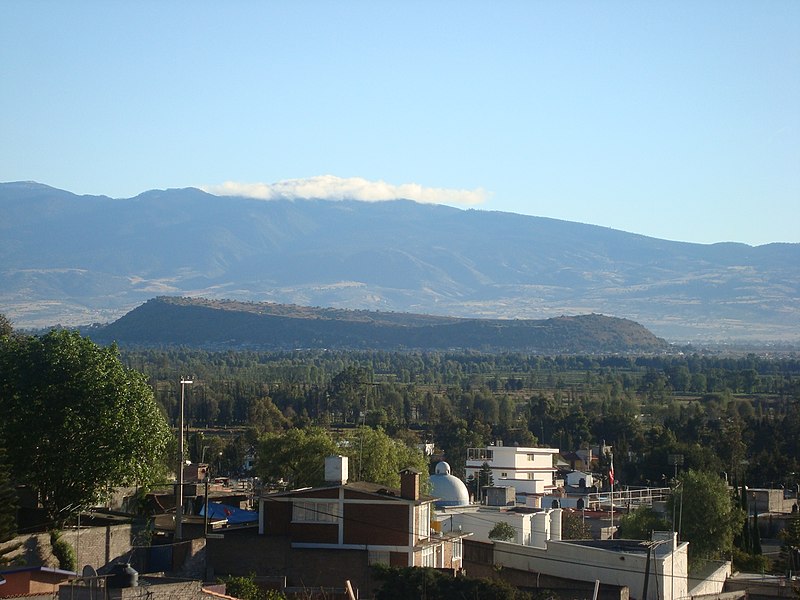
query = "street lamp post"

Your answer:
(176, 377), (192, 541)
